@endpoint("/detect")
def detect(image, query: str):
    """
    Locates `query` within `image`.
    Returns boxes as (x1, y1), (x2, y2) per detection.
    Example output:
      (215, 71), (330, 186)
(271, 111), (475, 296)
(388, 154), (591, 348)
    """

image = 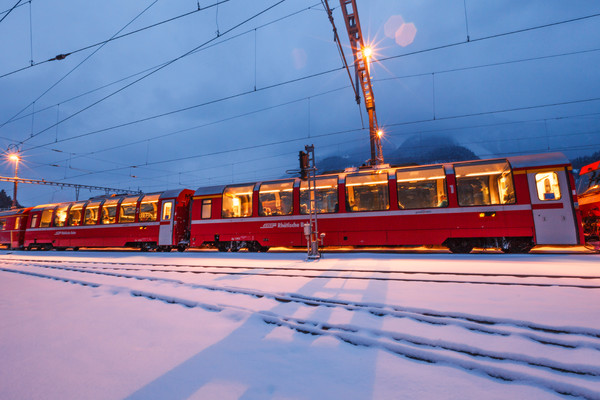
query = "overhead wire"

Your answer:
(1, 1), (324, 128)
(20, 44), (600, 160)
(1, 0), (161, 131)
(0, 0), (232, 81)
(13, 5), (600, 152)
(6, 3), (600, 189)
(15, 0), (289, 146)
(0, 0), (22, 24)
